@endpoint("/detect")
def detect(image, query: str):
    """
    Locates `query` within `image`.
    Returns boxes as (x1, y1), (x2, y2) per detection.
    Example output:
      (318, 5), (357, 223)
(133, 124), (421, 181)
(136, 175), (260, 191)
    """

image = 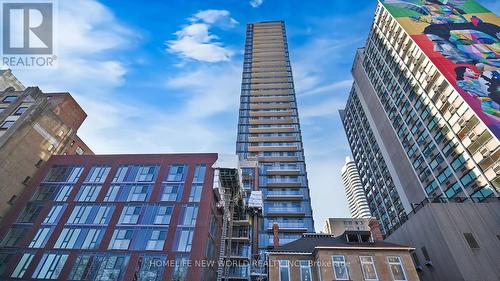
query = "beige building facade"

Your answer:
(323, 217), (370, 237)
(0, 73), (92, 220)
(268, 232), (419, 281)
